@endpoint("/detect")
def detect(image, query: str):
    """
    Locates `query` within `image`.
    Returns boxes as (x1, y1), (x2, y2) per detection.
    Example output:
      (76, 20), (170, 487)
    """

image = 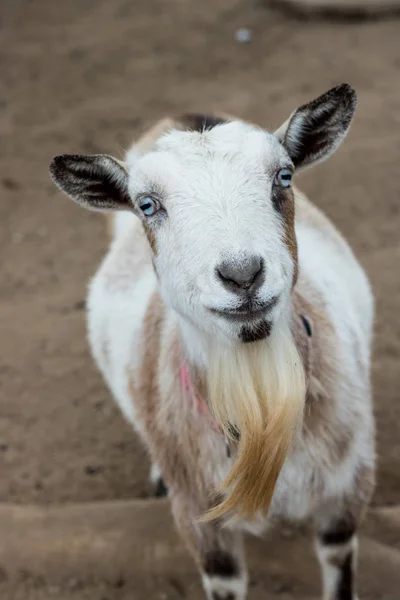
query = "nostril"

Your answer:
(217, 270), (236, 288)
(216, 256), (264, 292)
(216, 268), (237, 287)
(249, 261), (263, 287)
